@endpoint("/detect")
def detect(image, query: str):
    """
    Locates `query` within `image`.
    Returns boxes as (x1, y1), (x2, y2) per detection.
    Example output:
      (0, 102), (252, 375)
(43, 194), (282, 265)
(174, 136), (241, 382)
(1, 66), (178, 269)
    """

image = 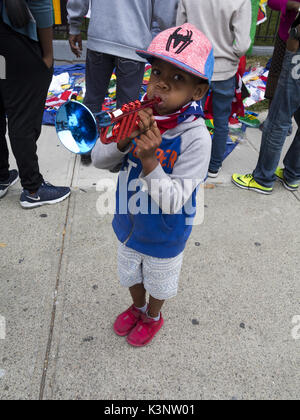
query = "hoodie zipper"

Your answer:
(123, 213), (134, 245)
